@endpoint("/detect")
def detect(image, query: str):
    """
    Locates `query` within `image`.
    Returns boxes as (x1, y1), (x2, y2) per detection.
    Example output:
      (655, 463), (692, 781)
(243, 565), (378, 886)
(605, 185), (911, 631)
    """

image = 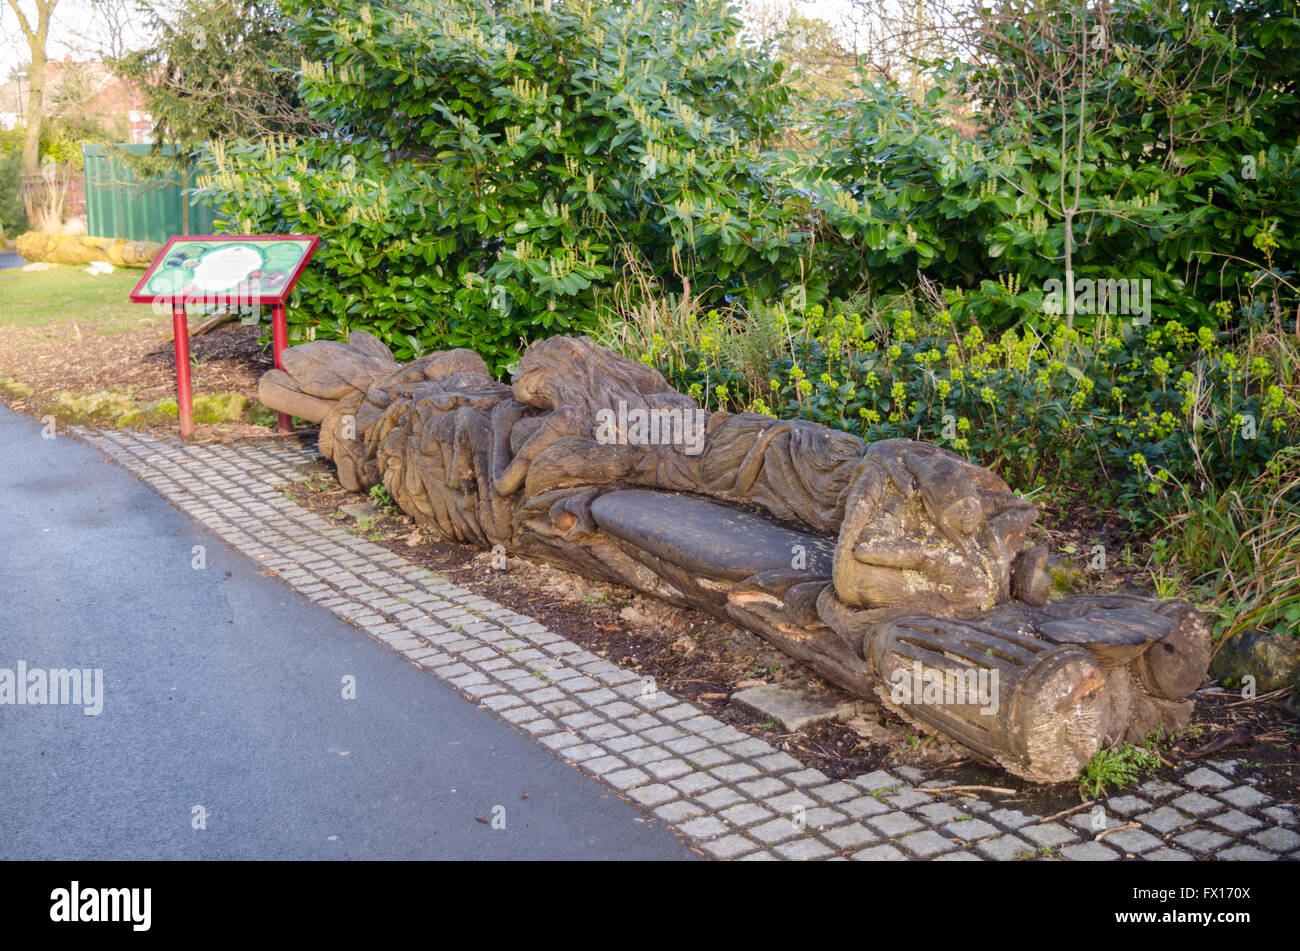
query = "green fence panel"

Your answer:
(82, 143), (220, 244)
